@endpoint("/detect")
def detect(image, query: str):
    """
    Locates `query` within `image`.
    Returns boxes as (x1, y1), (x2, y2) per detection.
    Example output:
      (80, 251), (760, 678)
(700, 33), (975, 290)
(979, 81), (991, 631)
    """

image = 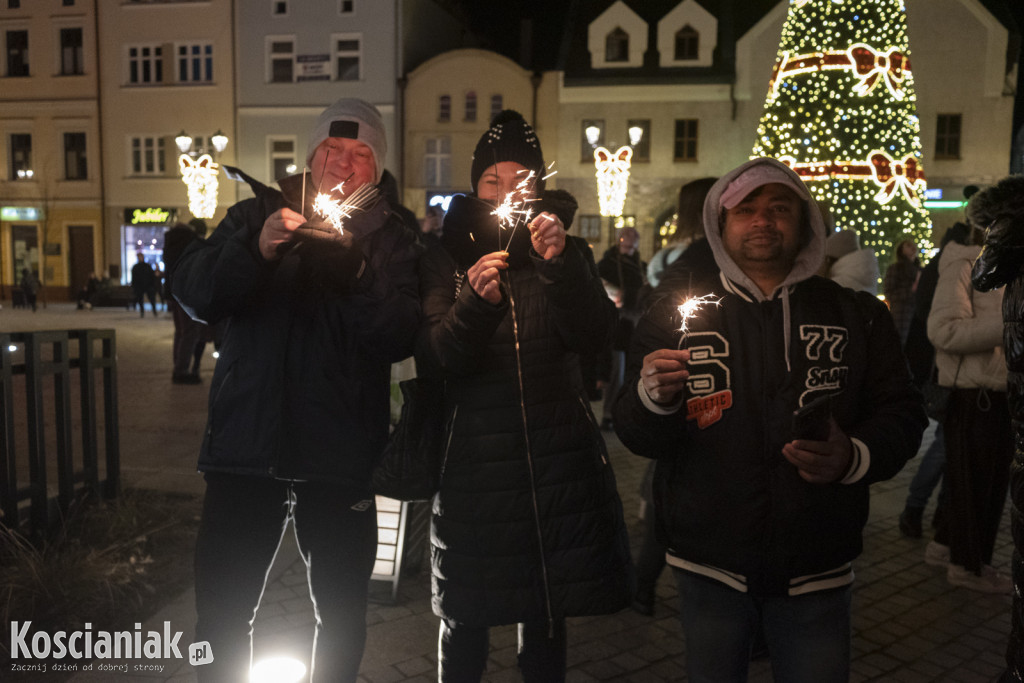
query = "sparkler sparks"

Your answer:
(312, 180), (380, 234)
(490, 169), (540, 250)
(677, 294), (722, 336)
